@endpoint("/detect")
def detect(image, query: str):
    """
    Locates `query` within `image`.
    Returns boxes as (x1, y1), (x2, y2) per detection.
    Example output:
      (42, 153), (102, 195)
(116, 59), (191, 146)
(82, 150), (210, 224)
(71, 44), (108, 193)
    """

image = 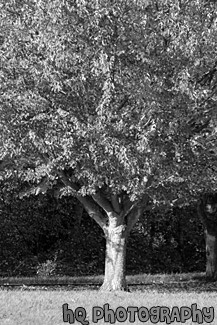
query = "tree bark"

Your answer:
(101, 223), (128, 291)
(204, 229), (217, 279)
(100, 204), (144, 292)
(197, 194), (217, 279)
